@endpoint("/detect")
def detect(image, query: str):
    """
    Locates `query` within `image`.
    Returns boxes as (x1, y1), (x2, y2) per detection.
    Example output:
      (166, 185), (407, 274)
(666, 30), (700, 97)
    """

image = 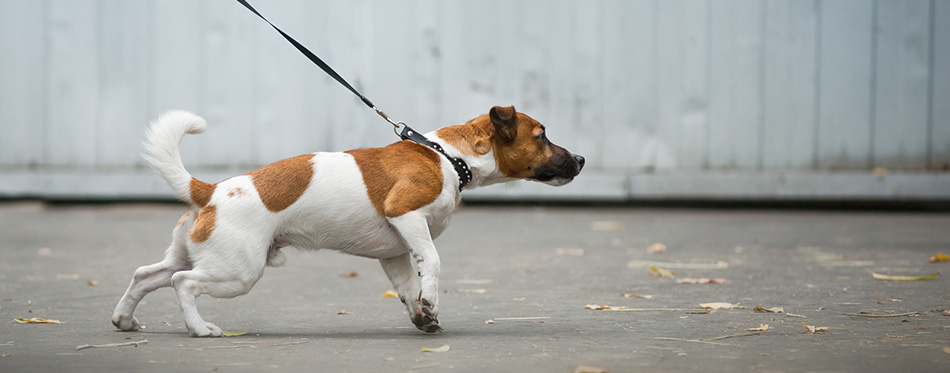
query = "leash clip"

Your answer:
(373, 106), (408, 138)
(374, 106), (400, 128)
